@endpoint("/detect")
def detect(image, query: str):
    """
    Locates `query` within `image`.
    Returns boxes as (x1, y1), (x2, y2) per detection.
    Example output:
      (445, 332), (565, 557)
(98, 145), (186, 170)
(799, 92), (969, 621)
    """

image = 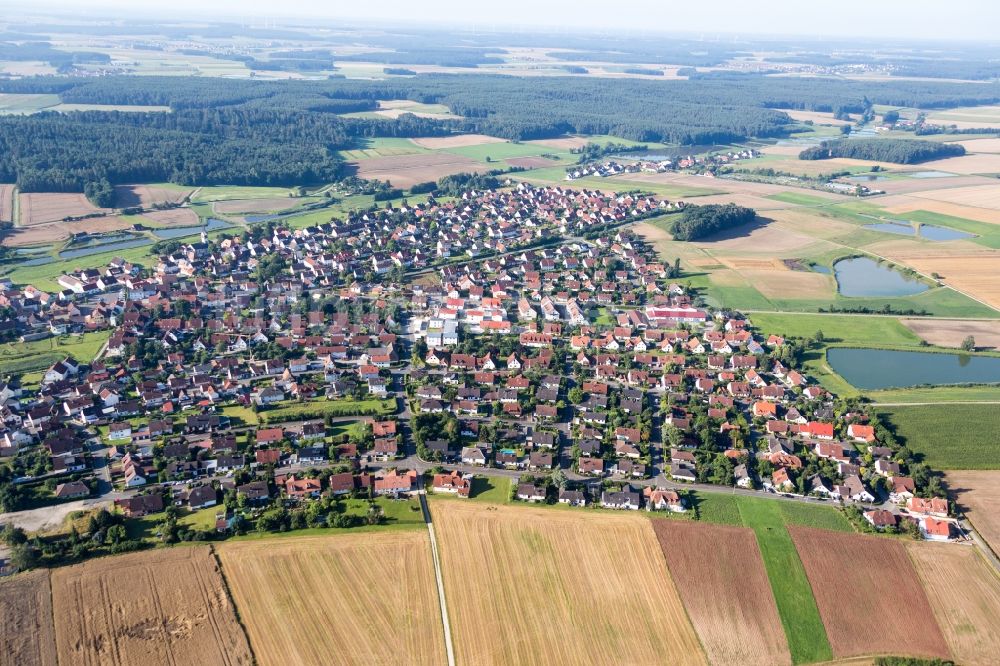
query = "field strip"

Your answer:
(420, 493), (456, 666)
